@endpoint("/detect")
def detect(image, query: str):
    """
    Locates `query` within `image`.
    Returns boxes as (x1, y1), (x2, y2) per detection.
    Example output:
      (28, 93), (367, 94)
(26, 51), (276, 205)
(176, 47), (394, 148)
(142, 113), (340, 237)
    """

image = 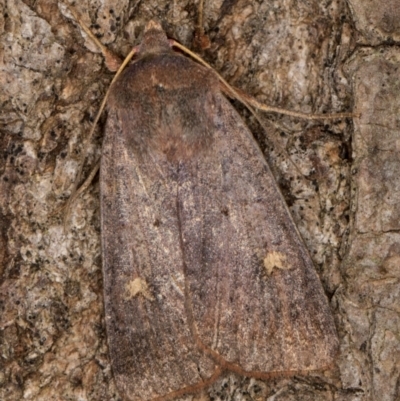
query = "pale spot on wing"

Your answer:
(263, 251), (291, 275)
(125, 277), (154, 301)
